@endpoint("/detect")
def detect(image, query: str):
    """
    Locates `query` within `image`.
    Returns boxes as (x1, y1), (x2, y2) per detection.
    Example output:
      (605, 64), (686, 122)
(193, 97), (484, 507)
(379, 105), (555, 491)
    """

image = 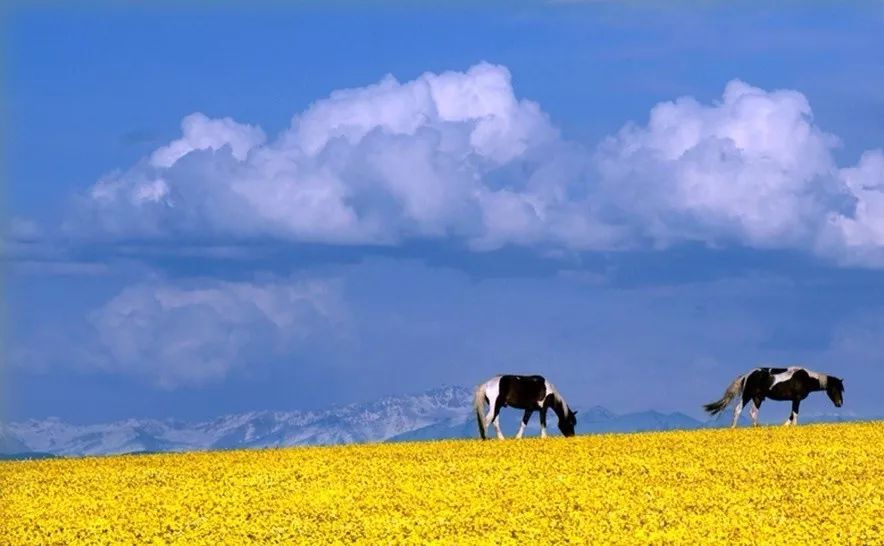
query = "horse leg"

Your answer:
(783, 400), (796, 425)
(731, 393), (747, 428)
(788, 399), (800, 426)
(483, 394), (501, 438)
(749, 396), (763, 427)
(539, 407), (548, 438)
(517, 409), (533, 439)
(492, 418), (504, 439)
(490, 397), (505, 439)
(483, 394), (497, 429)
